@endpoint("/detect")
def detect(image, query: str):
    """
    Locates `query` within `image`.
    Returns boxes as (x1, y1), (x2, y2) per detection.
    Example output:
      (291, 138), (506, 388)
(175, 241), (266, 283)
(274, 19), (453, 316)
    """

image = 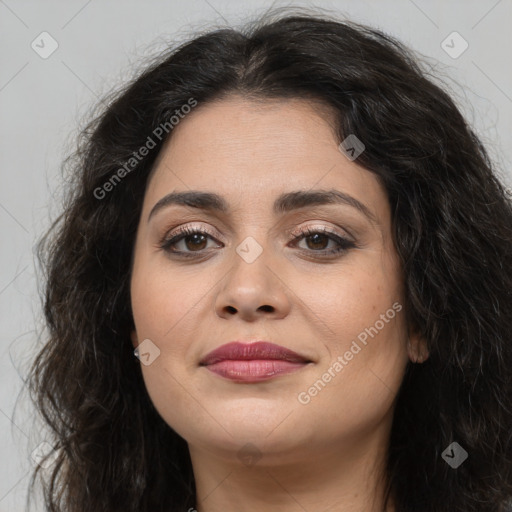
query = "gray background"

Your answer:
(1, 0), (511, 510)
